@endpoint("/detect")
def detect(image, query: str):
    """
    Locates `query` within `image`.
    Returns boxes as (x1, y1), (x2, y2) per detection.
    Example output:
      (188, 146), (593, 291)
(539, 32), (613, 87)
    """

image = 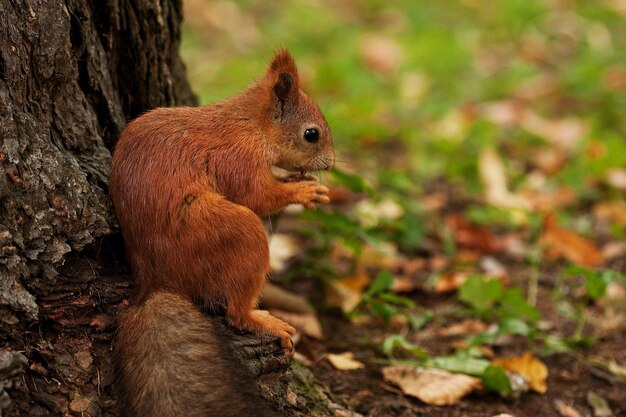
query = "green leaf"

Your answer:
(459, 276), (504, 311)
(482, 365), (512, 394)
(367, 299), (397, 324)
(381, 335), (428, 358)
(405, 311), (434, 330)
(378, 293), (416, 308)
(499, 318), (531, 336)
(331, 167), (371, 194)
(500, 288), (540, 323)
(425, 355), (491, 376)
(585, 273), (608, 300)
(396, 215), (426, 249)
(366, 270), (394, 296)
